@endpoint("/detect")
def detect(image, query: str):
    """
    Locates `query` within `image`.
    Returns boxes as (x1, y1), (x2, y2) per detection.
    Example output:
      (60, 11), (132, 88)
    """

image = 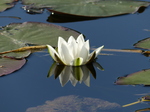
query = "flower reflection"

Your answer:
(47, 61), (104, 87)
